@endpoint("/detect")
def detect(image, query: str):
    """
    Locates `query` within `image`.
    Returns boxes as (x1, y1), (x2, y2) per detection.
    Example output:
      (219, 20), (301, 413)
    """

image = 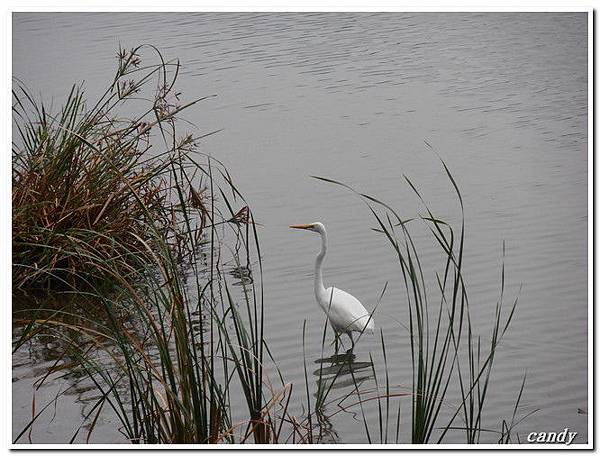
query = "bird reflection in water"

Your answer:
(310, 350), (374, 443)
(313, 352), (373, 387)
